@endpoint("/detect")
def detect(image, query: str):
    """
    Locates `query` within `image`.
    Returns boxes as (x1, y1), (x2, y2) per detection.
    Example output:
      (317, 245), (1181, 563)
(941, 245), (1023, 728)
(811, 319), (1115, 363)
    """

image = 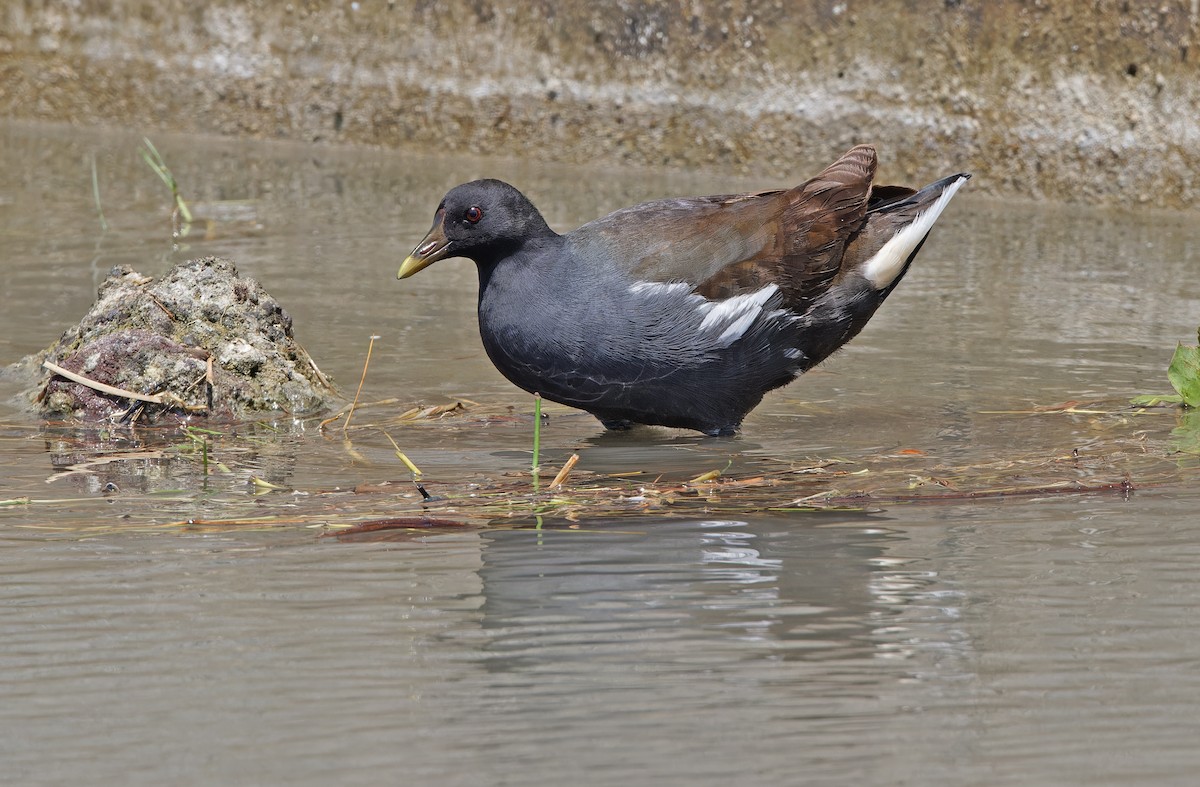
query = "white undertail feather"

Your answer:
(862, 175), (968, 290)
